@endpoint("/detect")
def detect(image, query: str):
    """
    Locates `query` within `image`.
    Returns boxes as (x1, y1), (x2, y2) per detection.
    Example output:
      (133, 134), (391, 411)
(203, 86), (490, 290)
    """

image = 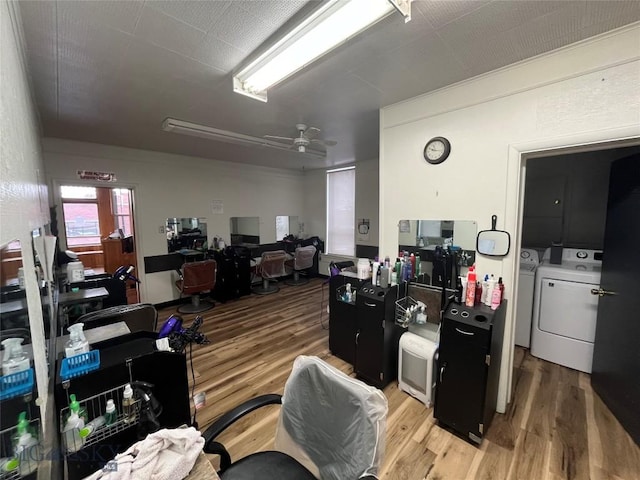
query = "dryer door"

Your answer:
(539, 278), (599, 342)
